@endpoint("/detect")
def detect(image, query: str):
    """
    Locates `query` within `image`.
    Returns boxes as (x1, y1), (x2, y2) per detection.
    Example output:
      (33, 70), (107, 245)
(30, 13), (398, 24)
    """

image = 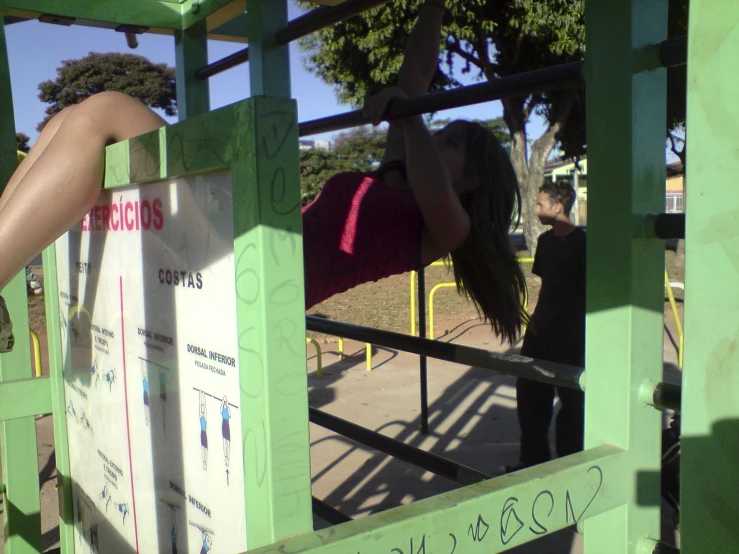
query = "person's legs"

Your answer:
(0, 91), (166, 292)
(554, 386), (585, 457)
(516, 377), (555, 466)
(0, 105), (78, 212)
